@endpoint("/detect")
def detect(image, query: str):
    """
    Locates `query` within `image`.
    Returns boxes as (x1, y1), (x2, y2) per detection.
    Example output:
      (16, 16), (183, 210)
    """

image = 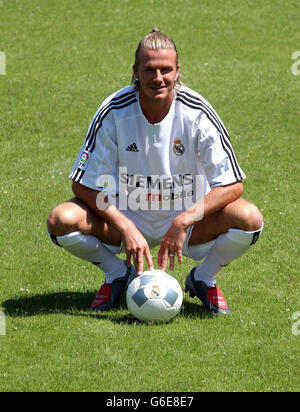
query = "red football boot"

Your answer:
(185, 268), (231, 315)
(90, 283), (113, 311)
(91, 265), (137, 312)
